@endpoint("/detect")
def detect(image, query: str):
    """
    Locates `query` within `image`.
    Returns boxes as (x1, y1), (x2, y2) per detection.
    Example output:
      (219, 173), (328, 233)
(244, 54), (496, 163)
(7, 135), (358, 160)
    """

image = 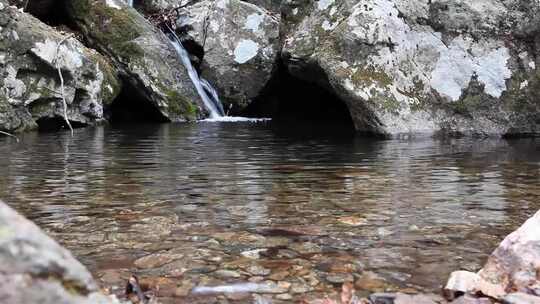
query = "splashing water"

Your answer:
(200, 77), (225, 116)
(169, 31), (225, 118)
